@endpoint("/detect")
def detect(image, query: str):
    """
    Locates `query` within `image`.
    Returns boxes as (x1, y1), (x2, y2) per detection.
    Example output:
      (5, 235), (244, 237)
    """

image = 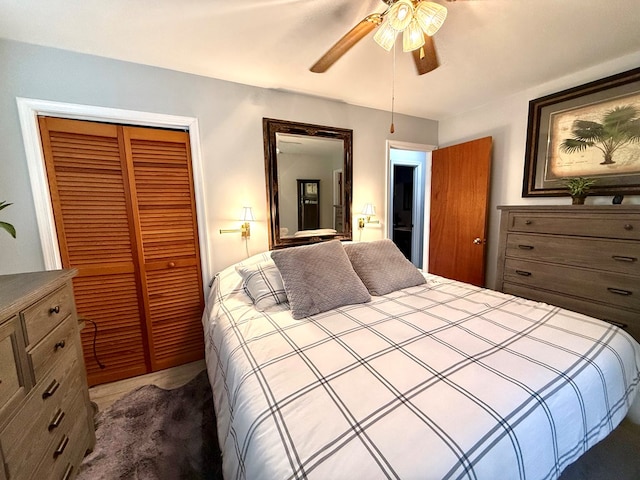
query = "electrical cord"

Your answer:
(80, 317), (106, 369)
